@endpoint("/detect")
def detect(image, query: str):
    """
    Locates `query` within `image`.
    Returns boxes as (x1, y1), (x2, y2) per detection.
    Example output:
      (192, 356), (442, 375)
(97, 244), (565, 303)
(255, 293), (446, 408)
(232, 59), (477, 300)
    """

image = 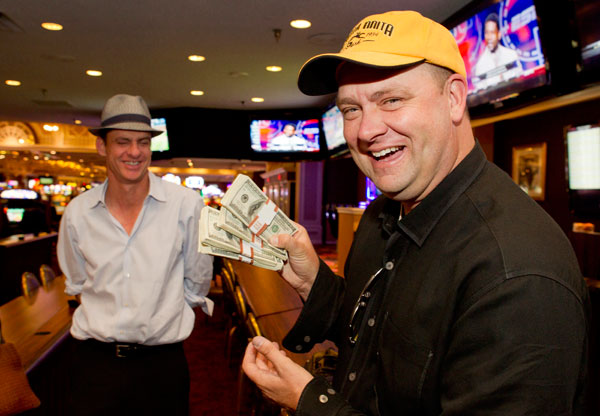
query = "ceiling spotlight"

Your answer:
(86, 70), (103, 77)
(251, 97), (264, 103)
(290, 19), (311, 29)
(188, 55), (206, 62)
(5, 80), (21, 86)
(266, 66), (282, 72)
(41, 22), (63, 31)
(190, 90), (204, 96)
(74, 119), (82, 125)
